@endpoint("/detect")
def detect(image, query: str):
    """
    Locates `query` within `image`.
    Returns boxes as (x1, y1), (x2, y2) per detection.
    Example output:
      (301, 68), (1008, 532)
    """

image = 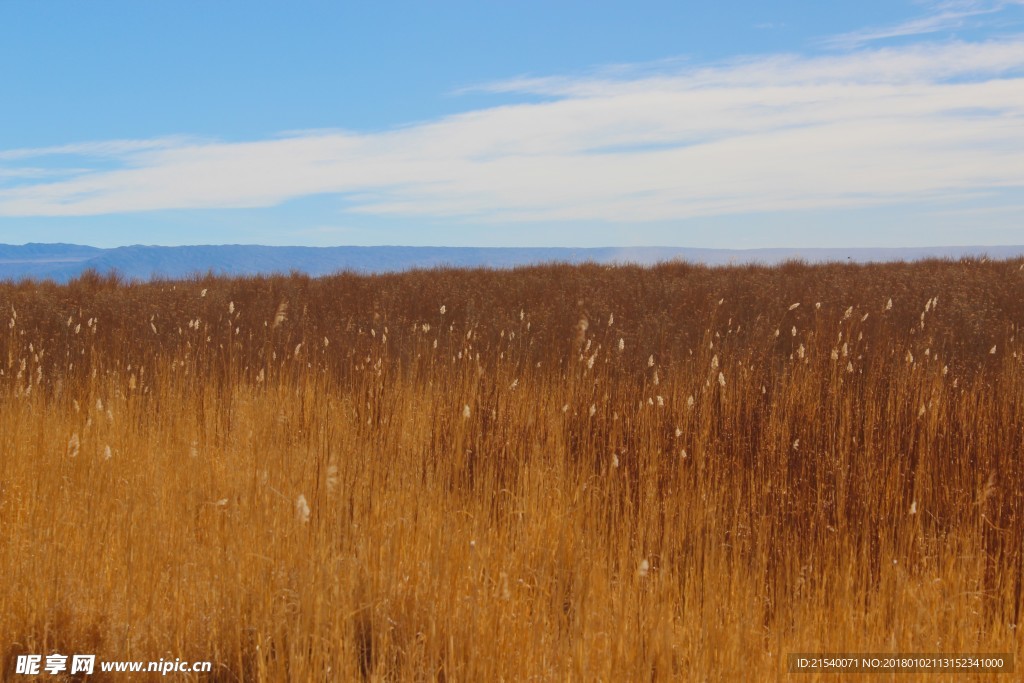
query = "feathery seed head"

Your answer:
(295, 495), (311, 524)
(273, 301), (288, 327)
